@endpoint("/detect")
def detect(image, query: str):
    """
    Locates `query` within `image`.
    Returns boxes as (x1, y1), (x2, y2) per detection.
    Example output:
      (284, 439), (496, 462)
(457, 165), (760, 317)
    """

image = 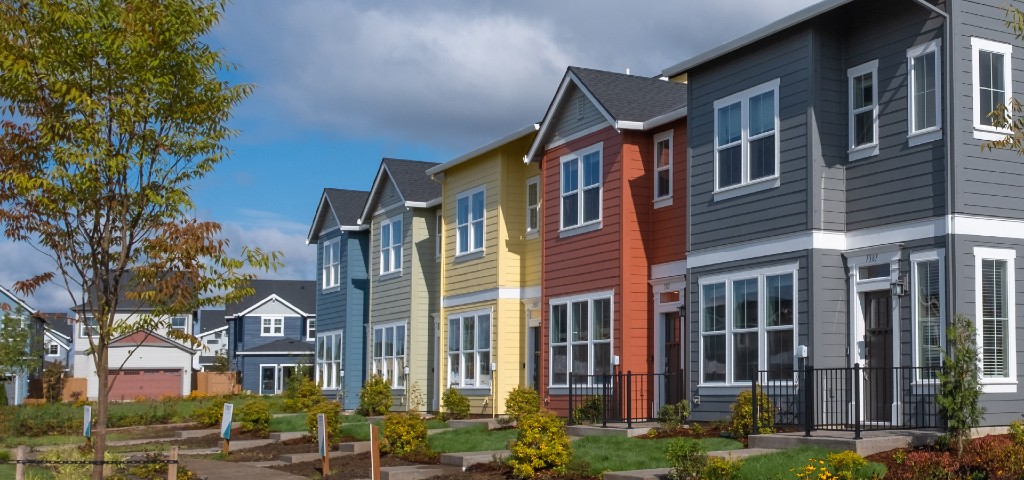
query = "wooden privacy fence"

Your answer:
(193, 371), (240, 396)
